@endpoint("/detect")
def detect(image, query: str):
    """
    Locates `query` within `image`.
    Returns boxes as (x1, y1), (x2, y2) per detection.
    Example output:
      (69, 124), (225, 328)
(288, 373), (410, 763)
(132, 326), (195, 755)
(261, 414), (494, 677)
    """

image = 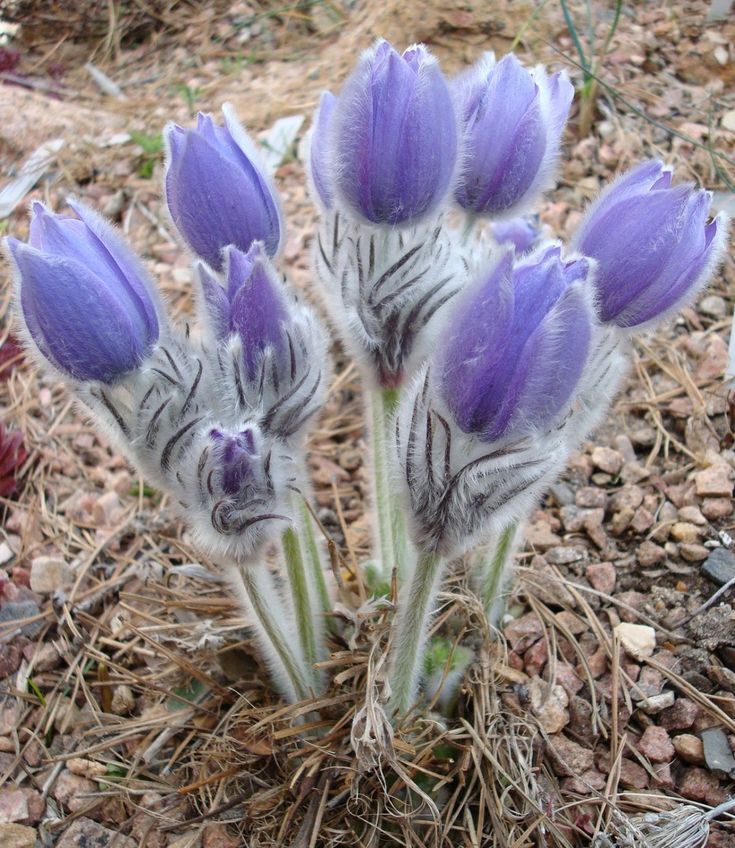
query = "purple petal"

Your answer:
(333, 39), (457, 224)
(309, 91), (337, 208)
(164, 116), (281, 270)
(10, 242), (149, 382)
(491, 216), (540, 253)
(227, 245), (290, 379)
(196, 262), (230, 339)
